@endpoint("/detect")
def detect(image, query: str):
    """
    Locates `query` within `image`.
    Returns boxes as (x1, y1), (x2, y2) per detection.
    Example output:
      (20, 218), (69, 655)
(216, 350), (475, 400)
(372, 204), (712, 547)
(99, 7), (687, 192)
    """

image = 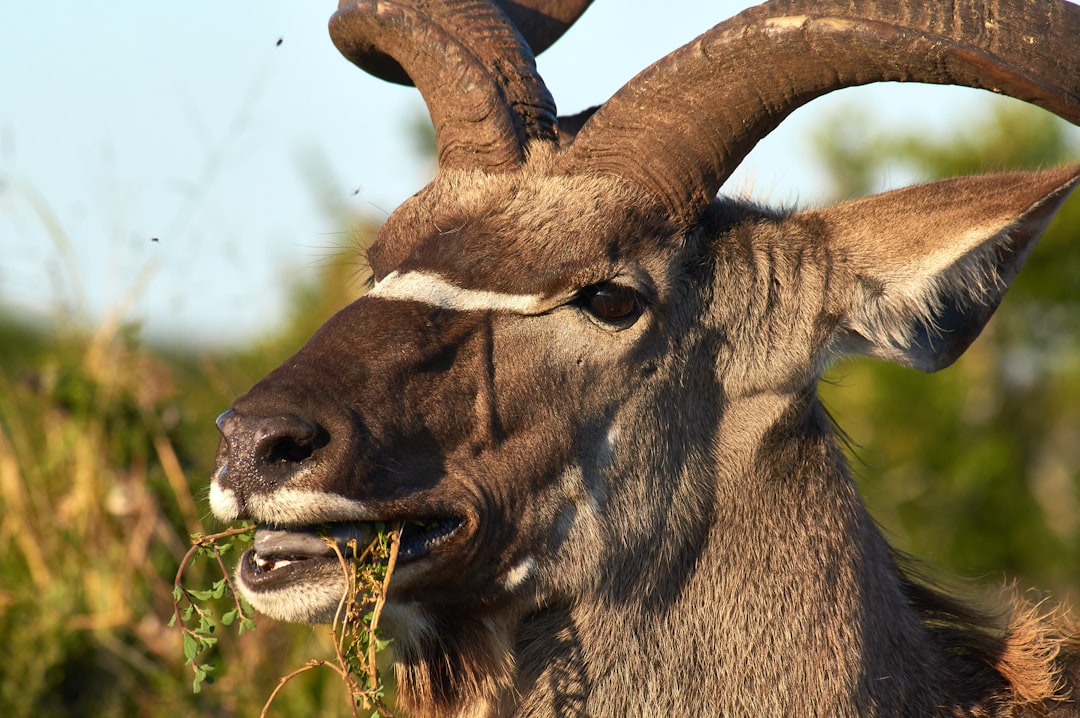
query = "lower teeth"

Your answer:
(256, 555), (293, 571)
